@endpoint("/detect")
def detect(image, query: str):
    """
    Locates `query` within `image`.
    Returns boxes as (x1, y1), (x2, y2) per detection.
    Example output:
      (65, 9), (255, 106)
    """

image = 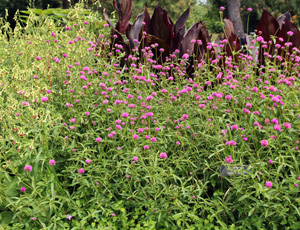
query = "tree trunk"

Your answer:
(227, 0), (244, 38)
(62, 0), (70, 9)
